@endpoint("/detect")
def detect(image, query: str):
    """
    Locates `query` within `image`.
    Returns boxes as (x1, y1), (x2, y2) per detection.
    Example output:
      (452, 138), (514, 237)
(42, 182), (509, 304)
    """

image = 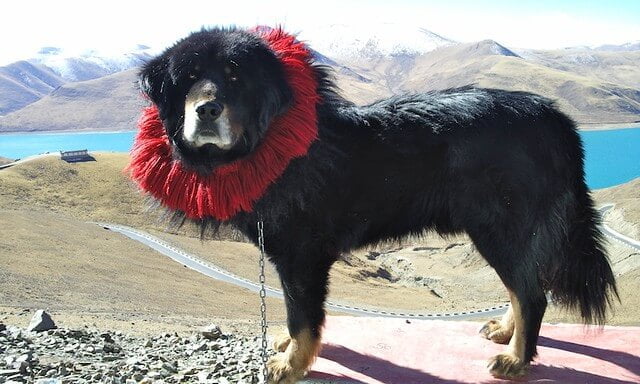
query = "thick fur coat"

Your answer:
(132, 27), (618, 383)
